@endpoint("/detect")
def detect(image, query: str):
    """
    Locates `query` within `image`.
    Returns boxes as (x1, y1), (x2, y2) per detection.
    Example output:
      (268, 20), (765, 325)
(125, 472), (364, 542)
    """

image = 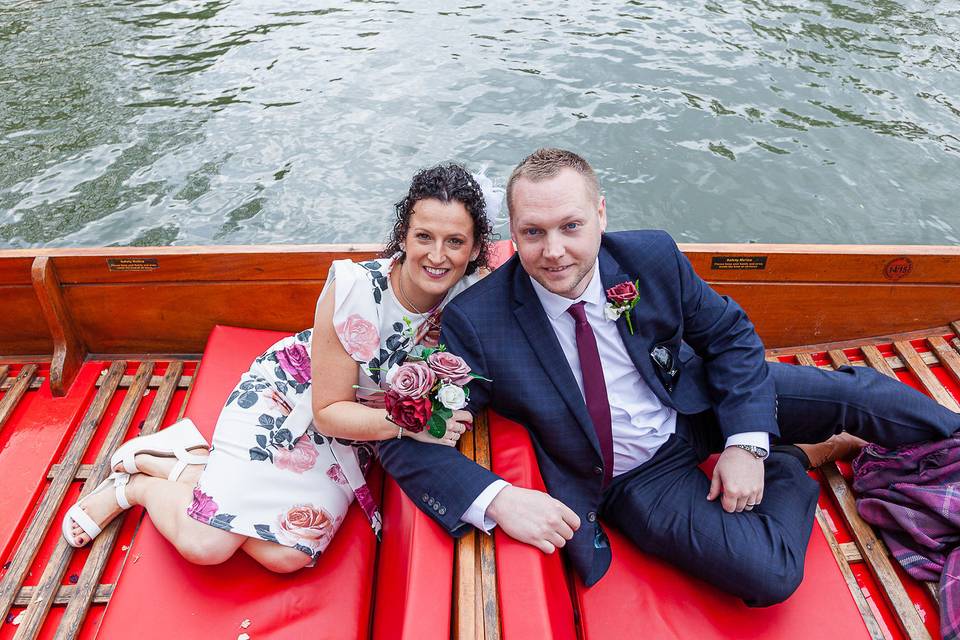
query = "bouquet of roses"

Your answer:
(383, 345), (488, 438)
